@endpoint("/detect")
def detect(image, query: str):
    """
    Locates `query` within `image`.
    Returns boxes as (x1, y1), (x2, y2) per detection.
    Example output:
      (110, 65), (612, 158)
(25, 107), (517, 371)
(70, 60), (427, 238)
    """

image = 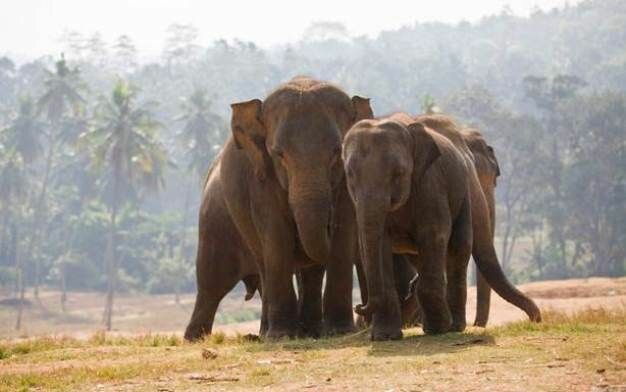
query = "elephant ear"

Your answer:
(231, 99), (268, 181)
(486, 145), (501, 178)
(351, 96), (374, 122)
(407, 122), (442, 181)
